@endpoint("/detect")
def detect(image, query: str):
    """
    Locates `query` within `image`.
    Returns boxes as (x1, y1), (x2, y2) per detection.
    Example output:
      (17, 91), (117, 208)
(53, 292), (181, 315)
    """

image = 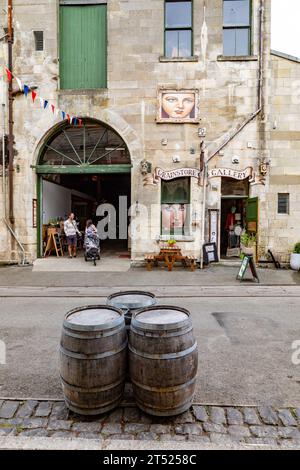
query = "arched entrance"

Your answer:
(36, 118), (132, 259)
